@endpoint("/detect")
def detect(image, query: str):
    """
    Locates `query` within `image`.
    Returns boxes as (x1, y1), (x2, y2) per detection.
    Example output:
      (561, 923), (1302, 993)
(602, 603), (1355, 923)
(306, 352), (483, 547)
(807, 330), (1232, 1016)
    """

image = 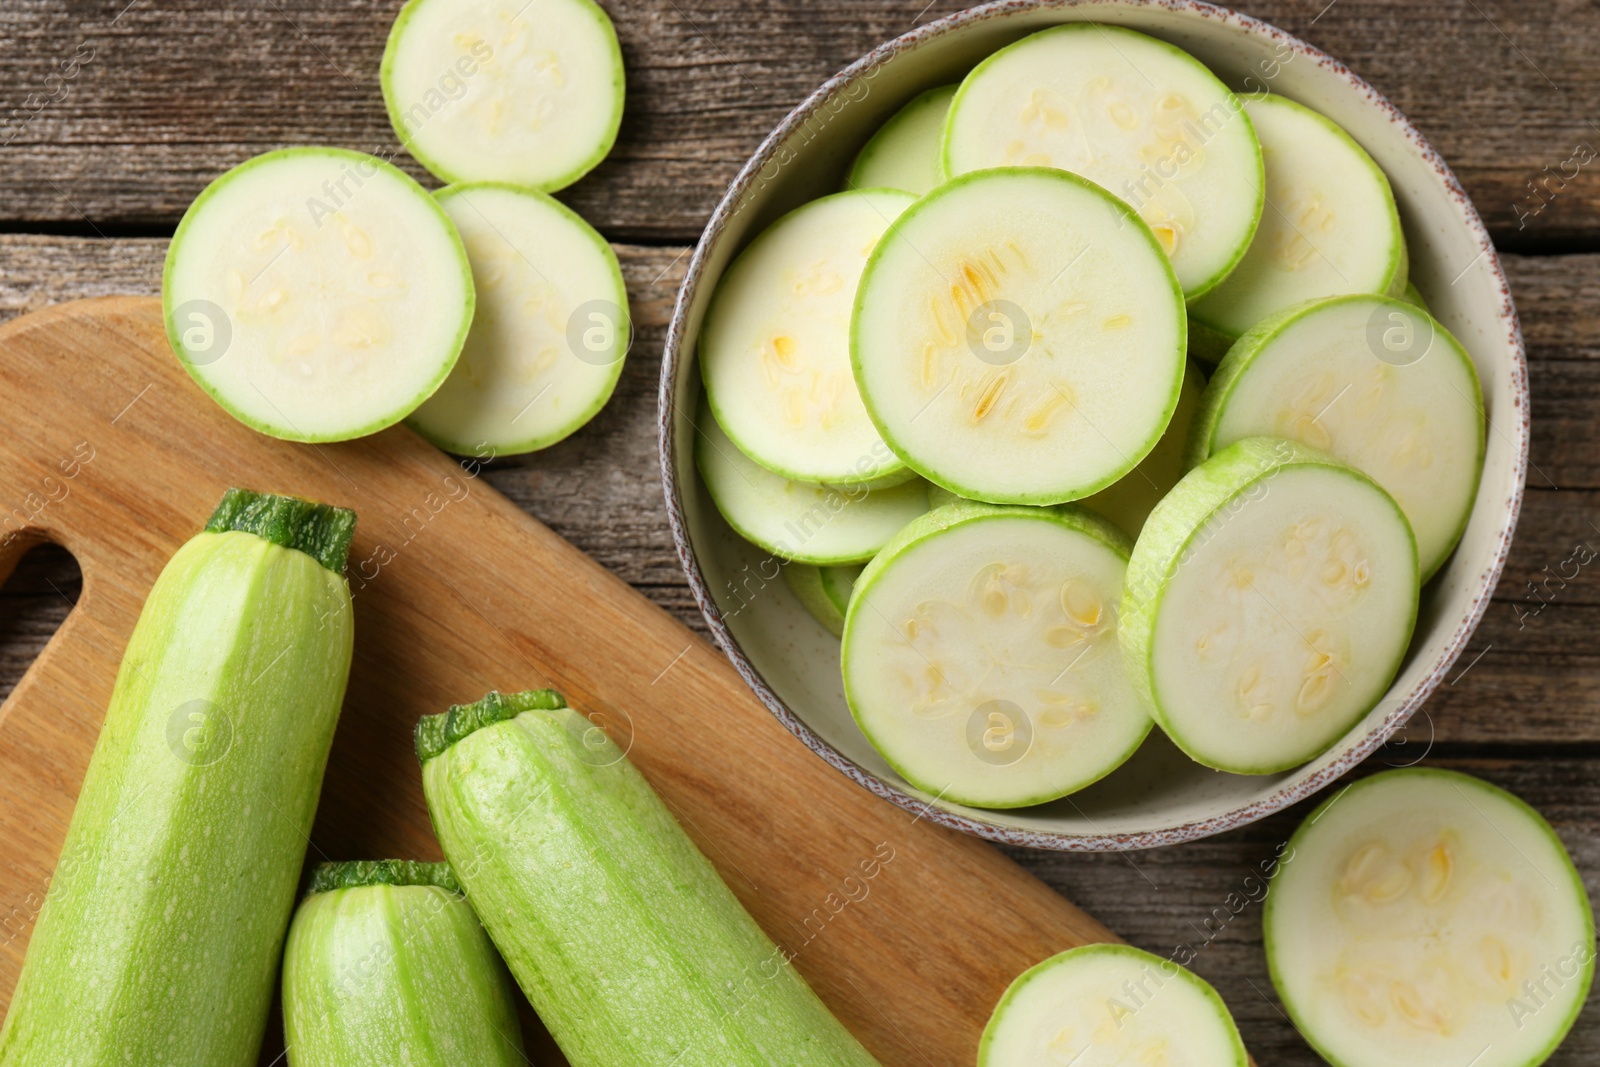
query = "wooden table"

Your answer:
(1, 2), (1596, 1063)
